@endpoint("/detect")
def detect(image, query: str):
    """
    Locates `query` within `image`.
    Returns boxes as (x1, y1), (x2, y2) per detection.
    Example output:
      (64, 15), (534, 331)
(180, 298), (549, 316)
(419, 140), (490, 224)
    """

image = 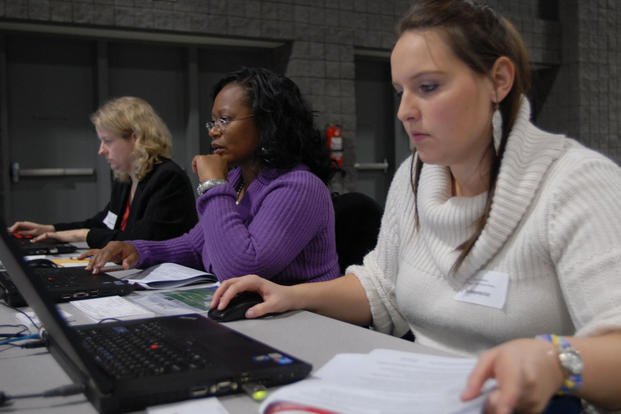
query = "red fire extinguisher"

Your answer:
(325, 124), (343, 169)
